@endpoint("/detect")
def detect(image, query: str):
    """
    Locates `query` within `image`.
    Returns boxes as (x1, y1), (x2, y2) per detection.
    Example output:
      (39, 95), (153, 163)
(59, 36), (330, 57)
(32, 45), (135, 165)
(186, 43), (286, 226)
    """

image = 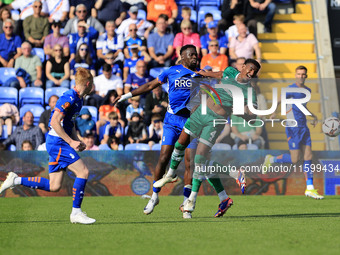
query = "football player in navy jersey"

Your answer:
(115, 45), (201, 218)
(0, 68), (97, 224)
